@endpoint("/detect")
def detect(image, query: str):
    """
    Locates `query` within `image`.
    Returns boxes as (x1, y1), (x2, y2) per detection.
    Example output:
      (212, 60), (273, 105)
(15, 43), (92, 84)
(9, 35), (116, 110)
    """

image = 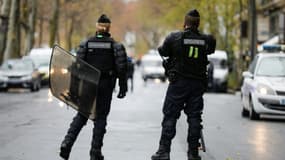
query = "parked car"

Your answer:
(141, 50), (166, 82)
(241, 51), (285, 120)
(0, 59), (41, 92)
(207, 50), (229, 92)
(24, 48), (52, 84)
